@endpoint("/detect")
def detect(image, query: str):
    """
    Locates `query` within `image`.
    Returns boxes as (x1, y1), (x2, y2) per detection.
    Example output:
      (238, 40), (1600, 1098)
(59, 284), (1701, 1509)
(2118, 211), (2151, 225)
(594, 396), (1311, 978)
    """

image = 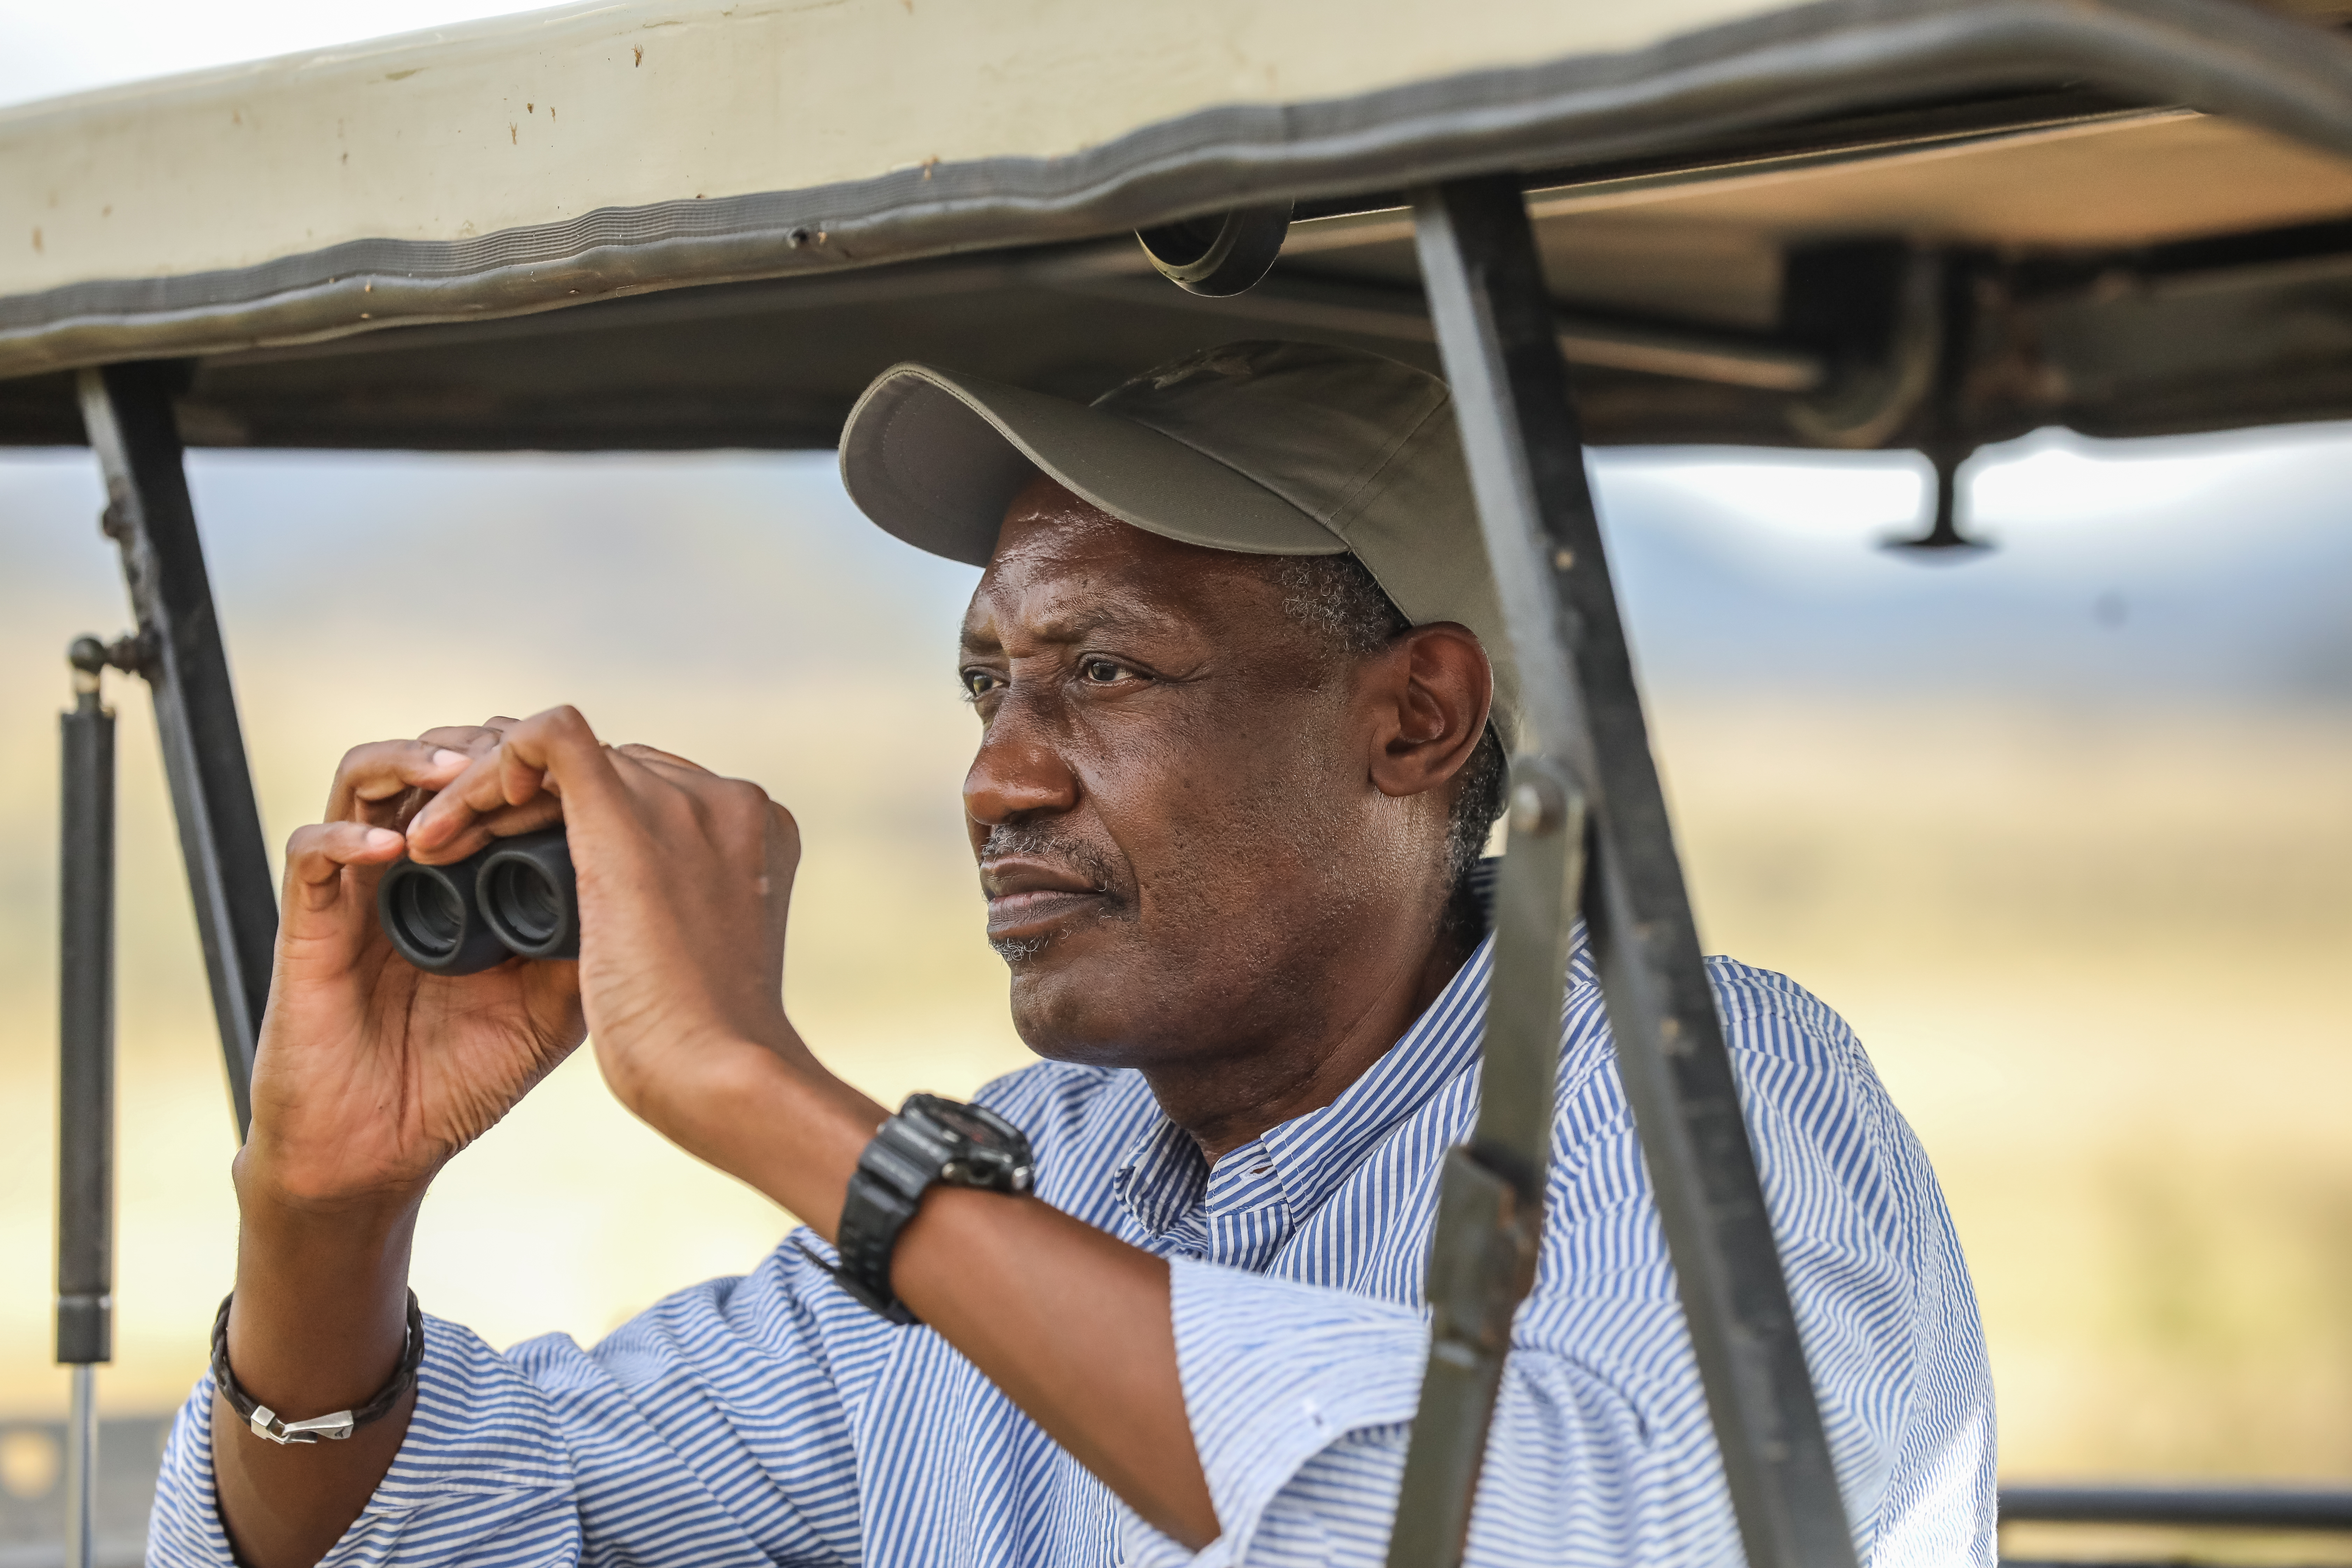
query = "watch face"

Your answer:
(926, 1101), (1007, 1149)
